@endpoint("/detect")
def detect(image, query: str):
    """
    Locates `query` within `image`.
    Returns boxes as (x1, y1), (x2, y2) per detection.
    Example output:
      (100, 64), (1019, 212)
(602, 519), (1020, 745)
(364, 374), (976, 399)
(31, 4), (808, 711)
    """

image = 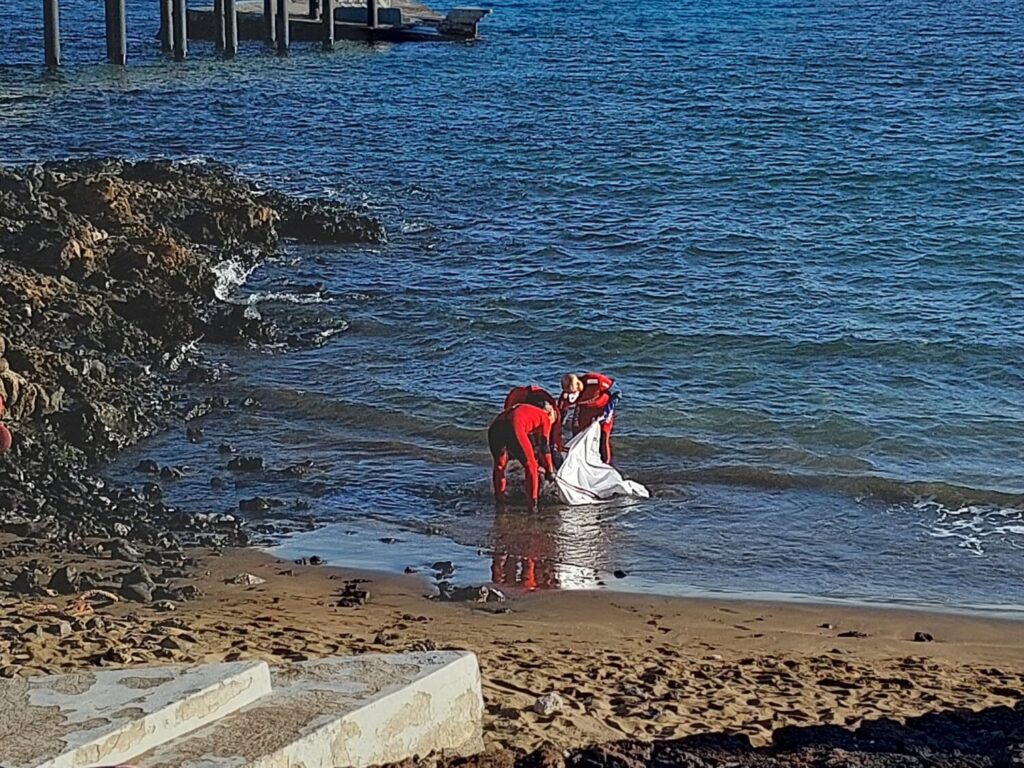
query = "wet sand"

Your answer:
(3, 543), (1022, 754)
